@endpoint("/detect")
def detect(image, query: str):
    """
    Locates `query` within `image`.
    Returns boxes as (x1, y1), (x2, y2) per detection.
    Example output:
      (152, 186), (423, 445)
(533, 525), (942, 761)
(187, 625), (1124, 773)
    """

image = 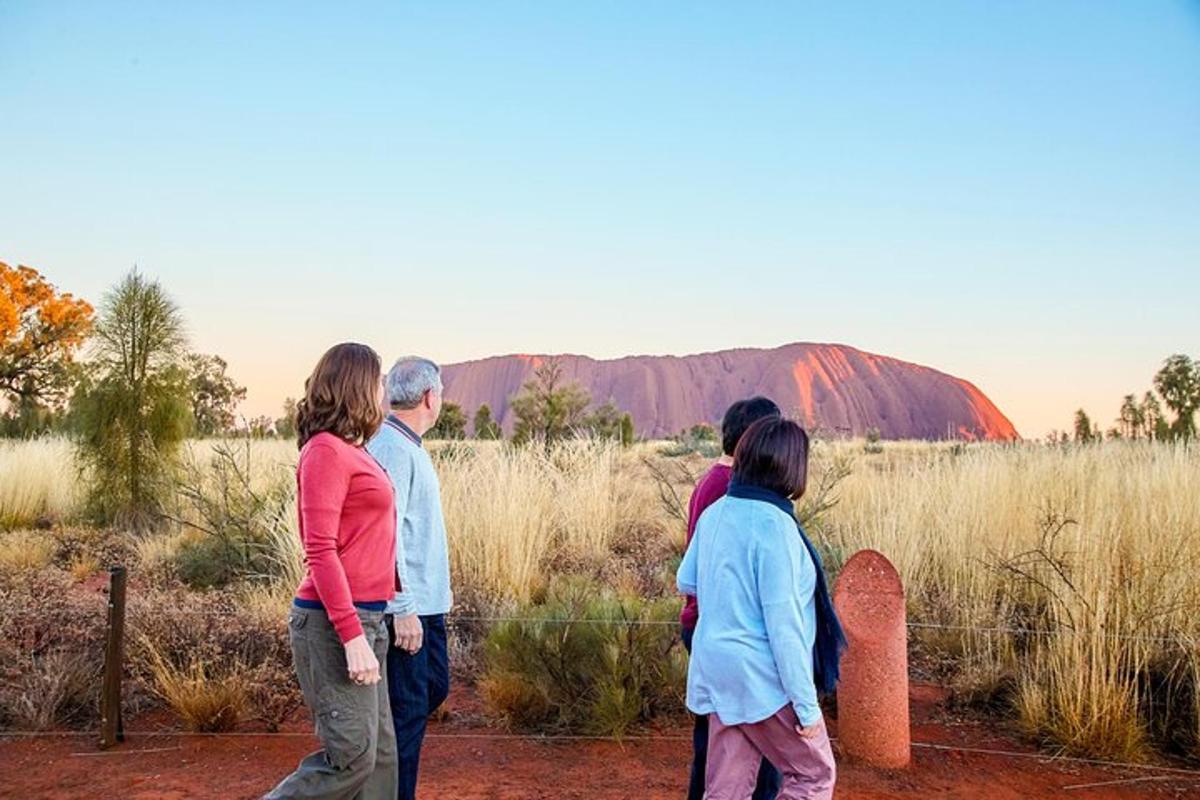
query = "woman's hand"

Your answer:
(344, 635), (381, 685)
(795, 716), (824, 739)
(392, 614), (424, 654)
